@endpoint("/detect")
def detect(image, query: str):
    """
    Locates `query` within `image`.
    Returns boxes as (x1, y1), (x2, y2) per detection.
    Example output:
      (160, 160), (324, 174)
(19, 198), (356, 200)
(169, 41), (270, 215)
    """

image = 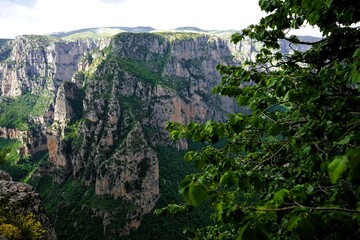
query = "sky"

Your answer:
(0, 0), (321, 39)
